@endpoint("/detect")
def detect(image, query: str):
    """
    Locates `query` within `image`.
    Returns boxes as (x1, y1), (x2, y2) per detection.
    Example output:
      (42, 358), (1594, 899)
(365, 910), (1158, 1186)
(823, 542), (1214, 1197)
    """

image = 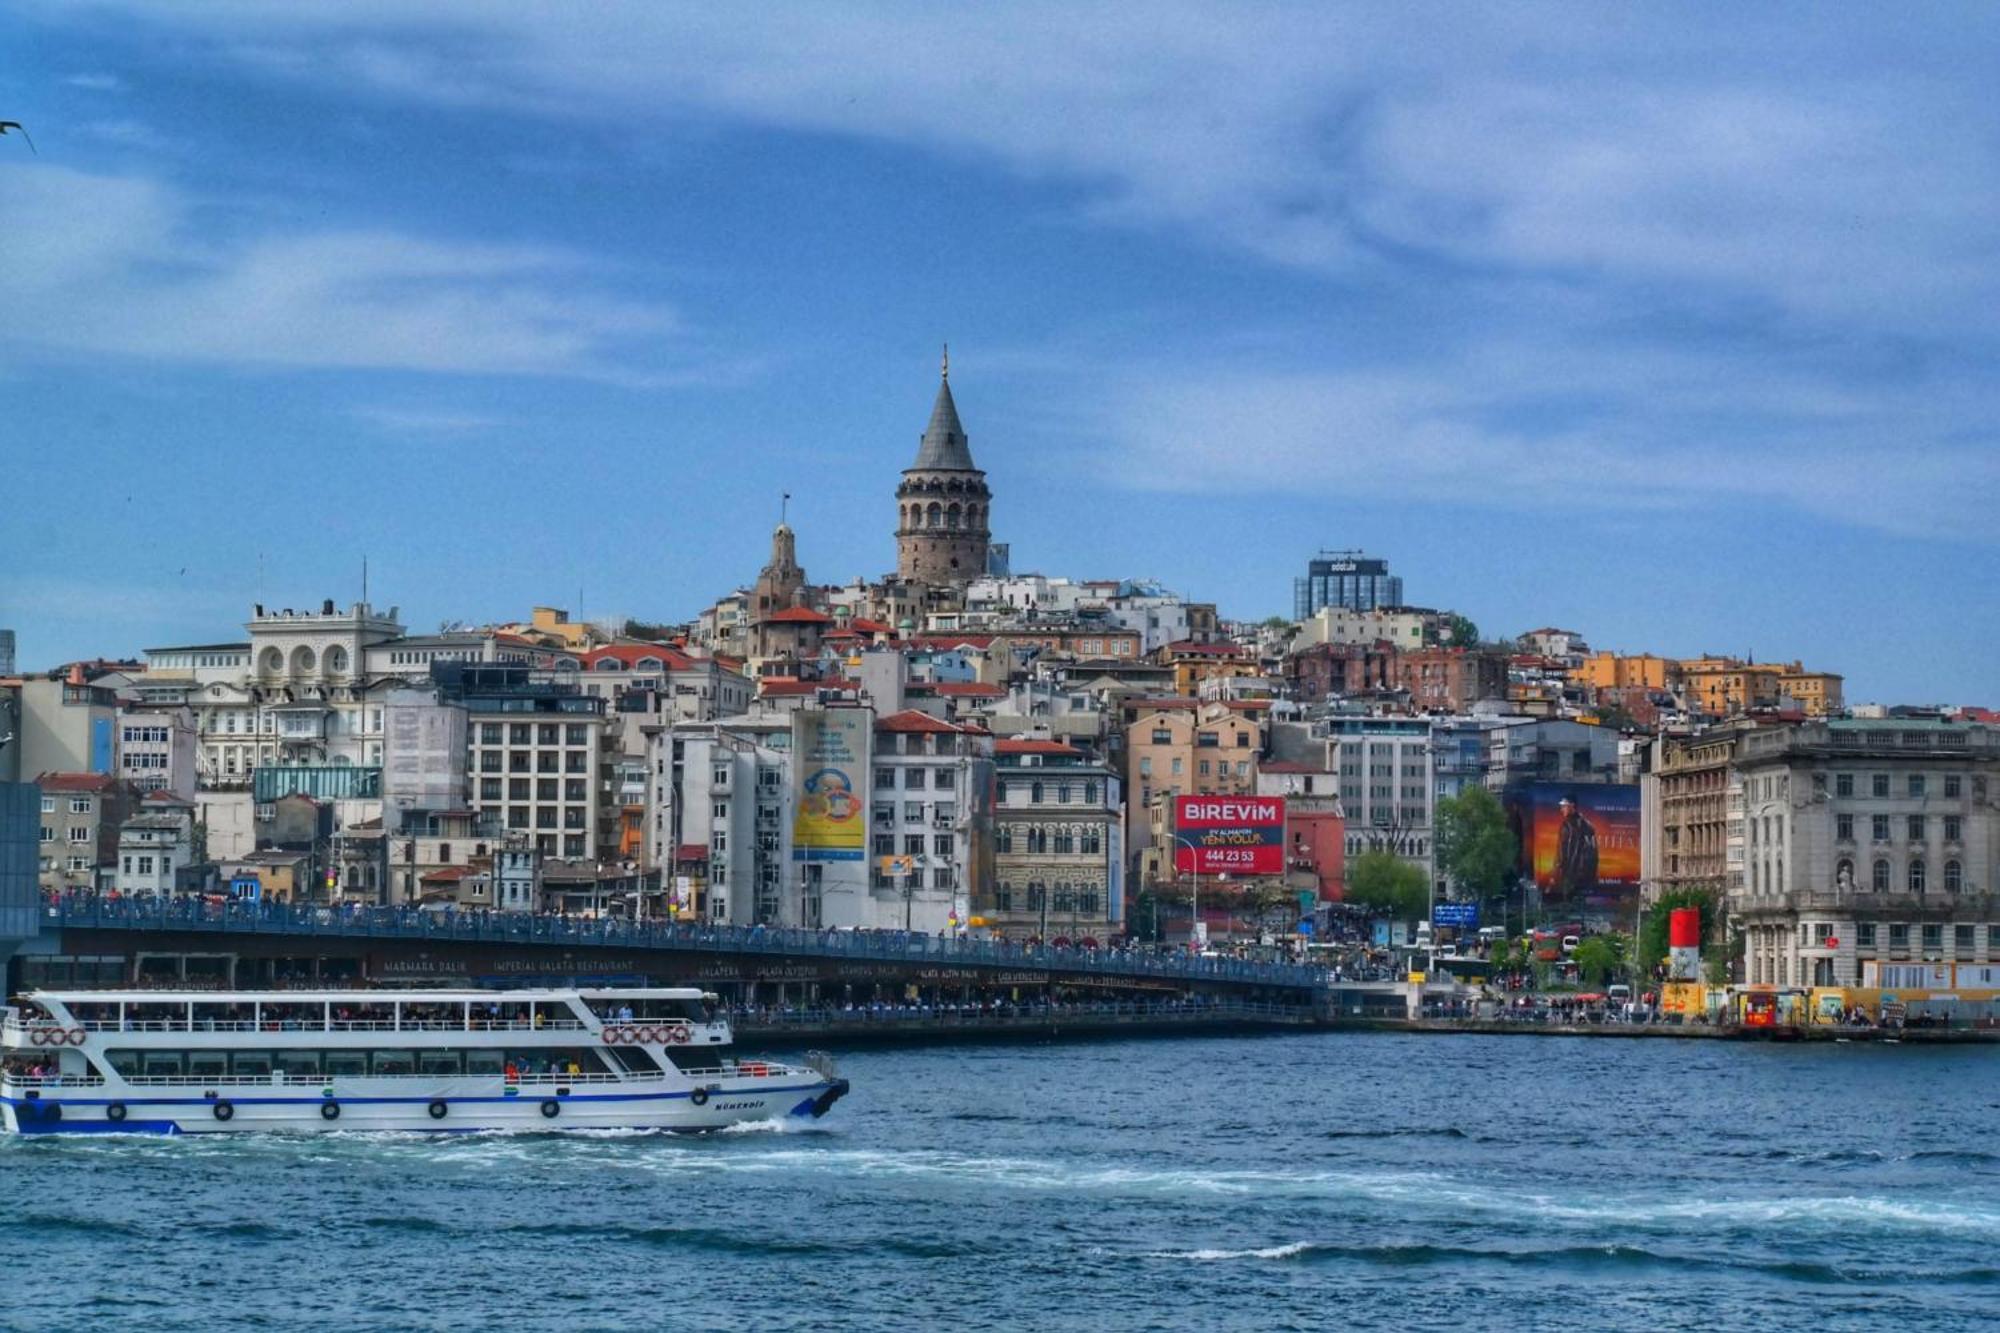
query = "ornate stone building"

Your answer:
(895, 352), (991, 586)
